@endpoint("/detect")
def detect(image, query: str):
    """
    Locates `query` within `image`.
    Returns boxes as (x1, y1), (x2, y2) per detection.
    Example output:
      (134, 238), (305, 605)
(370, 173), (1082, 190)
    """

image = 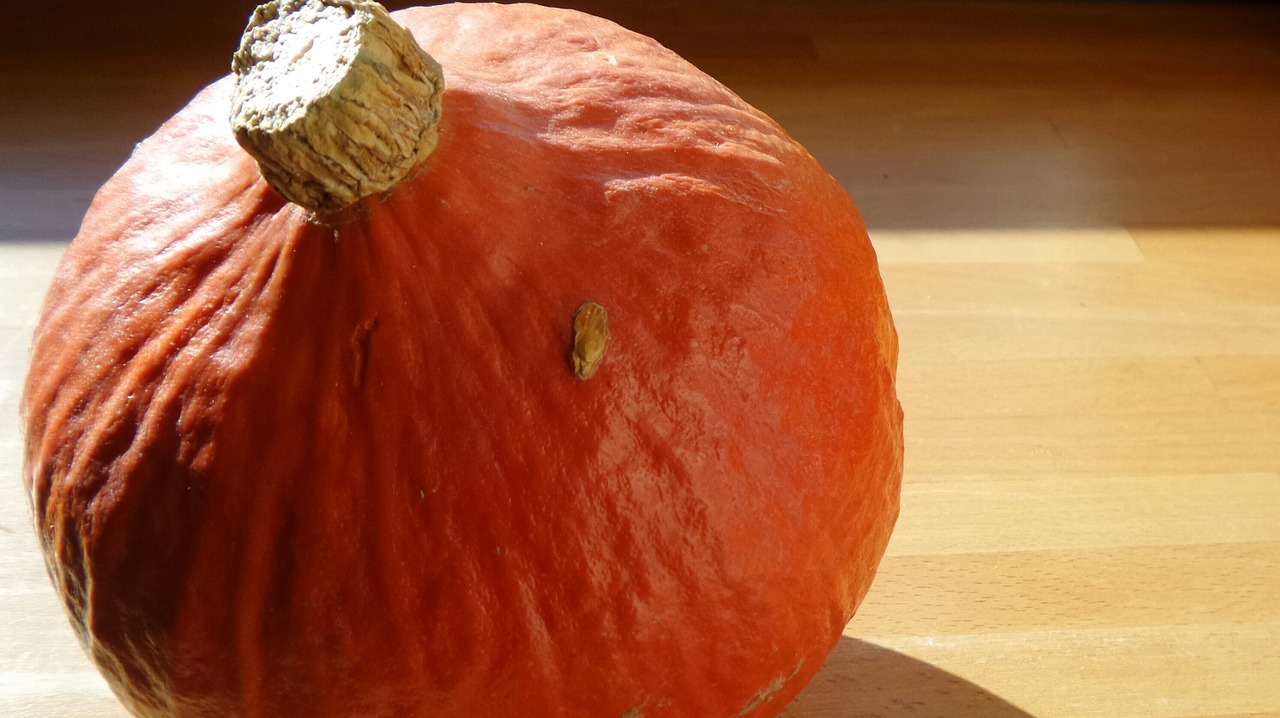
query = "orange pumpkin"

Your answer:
(21, 1), (903, 716)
